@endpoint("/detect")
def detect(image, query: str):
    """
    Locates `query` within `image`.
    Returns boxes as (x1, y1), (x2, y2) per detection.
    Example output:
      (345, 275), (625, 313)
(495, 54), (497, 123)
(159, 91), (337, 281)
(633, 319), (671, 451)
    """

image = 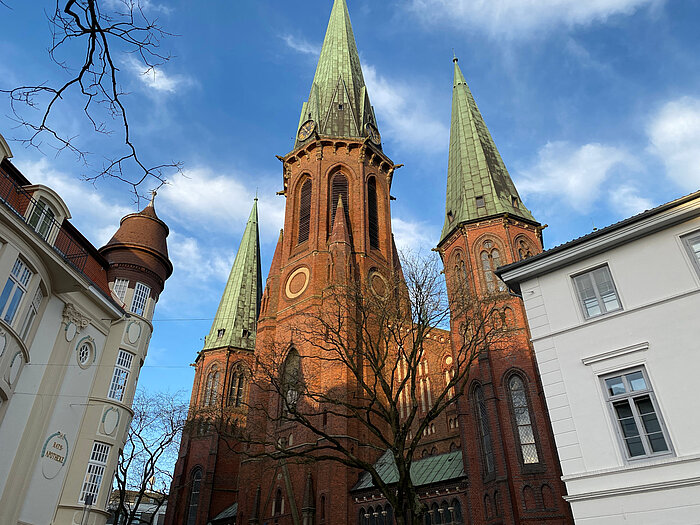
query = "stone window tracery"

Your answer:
(480, 240), (507, 293)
